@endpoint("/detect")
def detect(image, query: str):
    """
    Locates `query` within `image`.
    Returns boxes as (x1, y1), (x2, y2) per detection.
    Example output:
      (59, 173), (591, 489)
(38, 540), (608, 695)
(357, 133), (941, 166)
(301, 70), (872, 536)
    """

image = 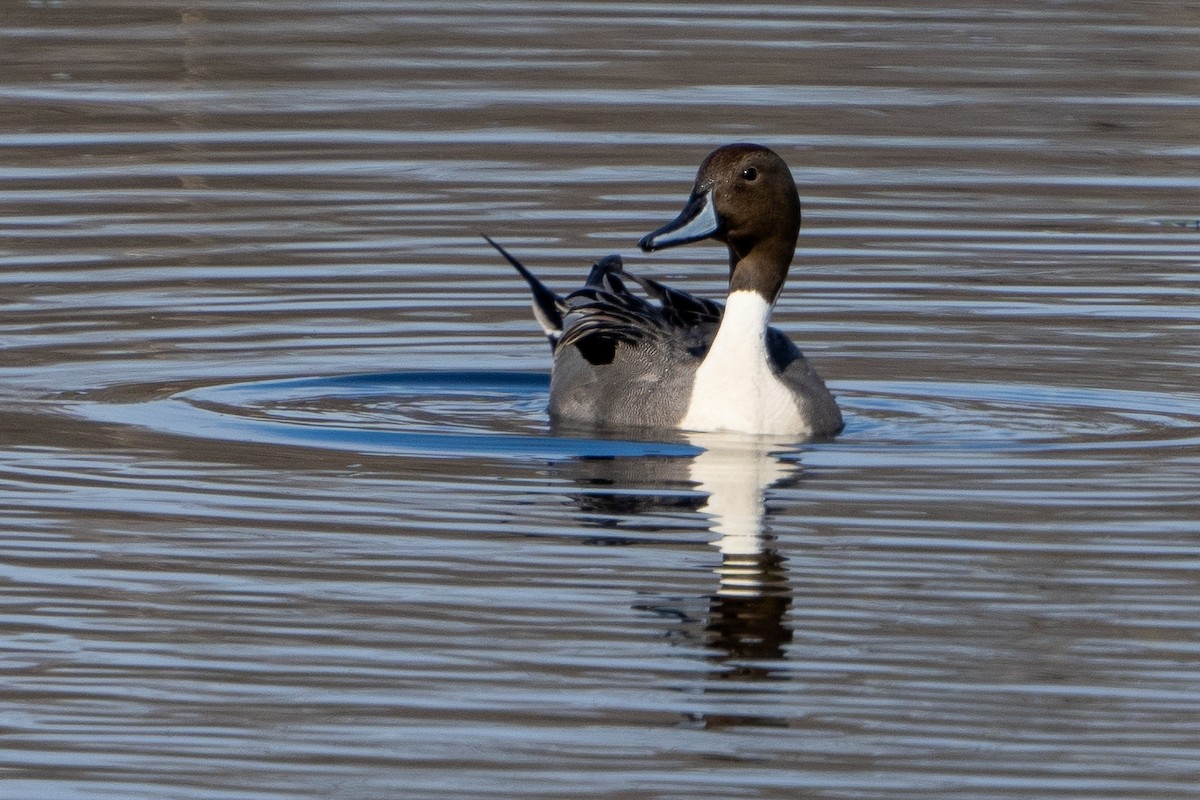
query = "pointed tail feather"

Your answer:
(483, 235), (566, 345)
